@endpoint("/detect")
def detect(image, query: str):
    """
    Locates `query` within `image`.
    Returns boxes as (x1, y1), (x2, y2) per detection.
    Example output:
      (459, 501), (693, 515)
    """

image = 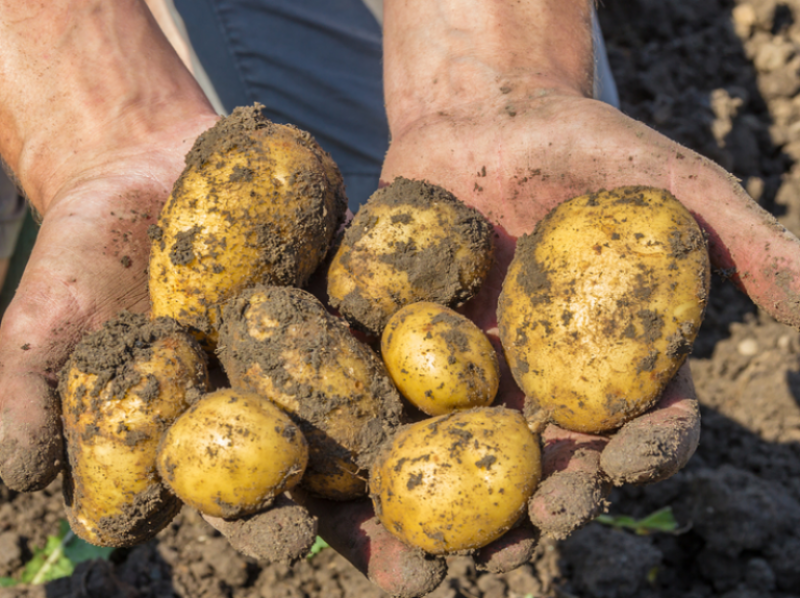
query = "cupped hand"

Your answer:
(299, 92), (800, 595)
(0, 117), (217, 492)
